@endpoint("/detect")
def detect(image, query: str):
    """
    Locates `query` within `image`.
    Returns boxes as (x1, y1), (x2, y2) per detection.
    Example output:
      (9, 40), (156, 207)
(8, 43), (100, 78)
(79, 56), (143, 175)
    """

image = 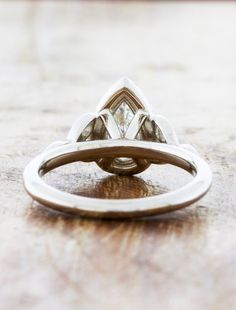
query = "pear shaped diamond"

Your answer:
(113, 100), (135, 135)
